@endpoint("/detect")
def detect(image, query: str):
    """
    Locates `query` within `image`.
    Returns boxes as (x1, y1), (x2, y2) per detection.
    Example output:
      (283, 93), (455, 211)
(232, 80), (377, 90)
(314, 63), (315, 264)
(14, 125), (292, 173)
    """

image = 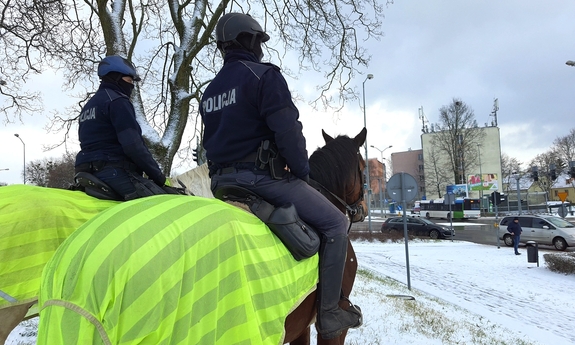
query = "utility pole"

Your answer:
(362, 74), (374, 233)
(514, 172), (522, 215)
